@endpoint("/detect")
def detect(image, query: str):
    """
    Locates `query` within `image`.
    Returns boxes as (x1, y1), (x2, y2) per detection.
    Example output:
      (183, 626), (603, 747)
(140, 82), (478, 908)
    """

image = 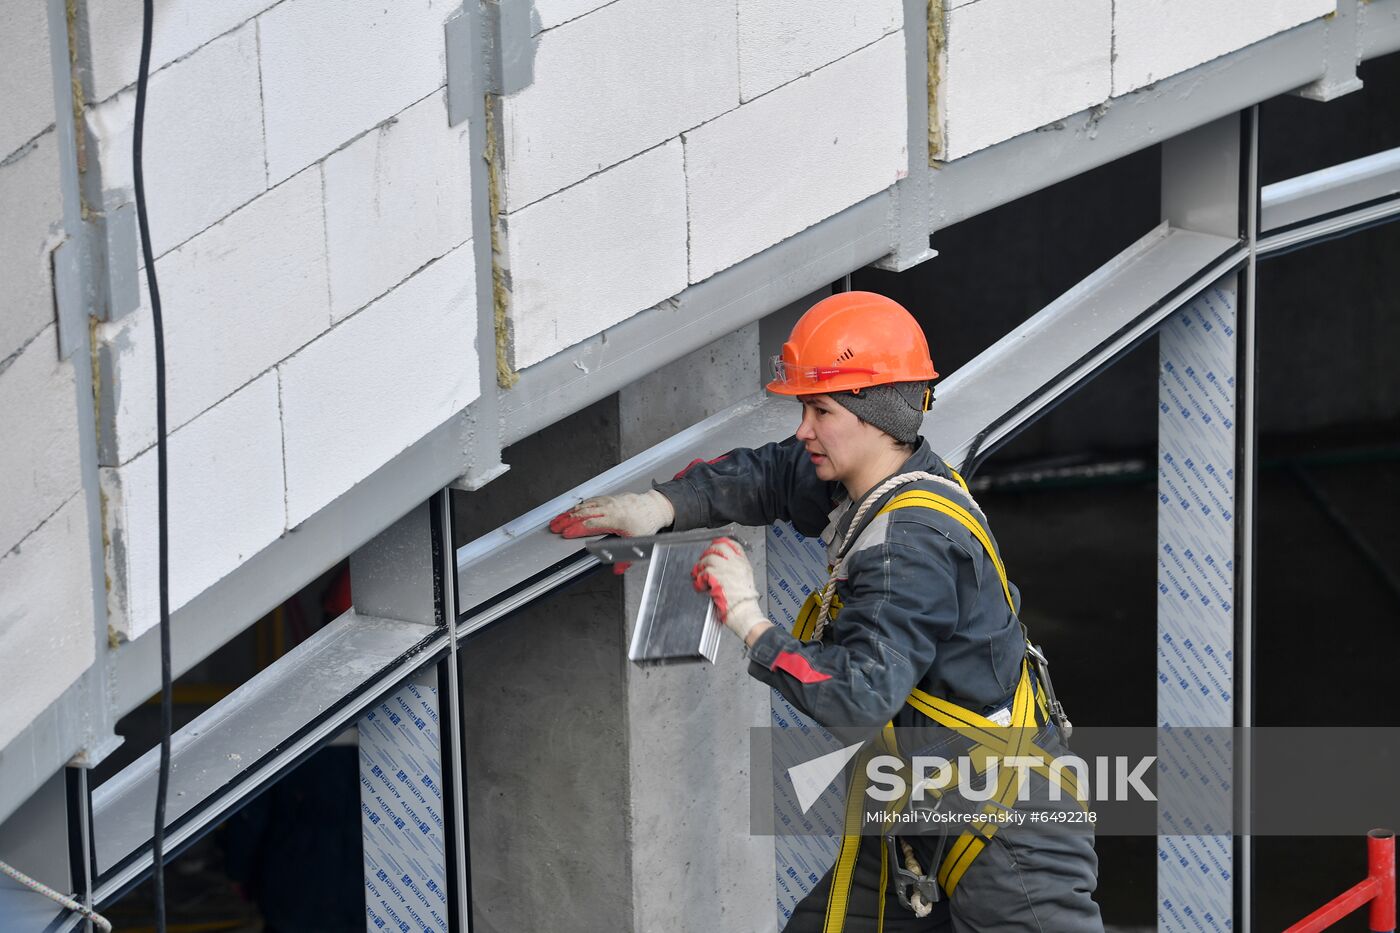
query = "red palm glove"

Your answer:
(691, 537), (766, 642)
(550, 490), (675, 574)
(549, 490), (675, 538)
